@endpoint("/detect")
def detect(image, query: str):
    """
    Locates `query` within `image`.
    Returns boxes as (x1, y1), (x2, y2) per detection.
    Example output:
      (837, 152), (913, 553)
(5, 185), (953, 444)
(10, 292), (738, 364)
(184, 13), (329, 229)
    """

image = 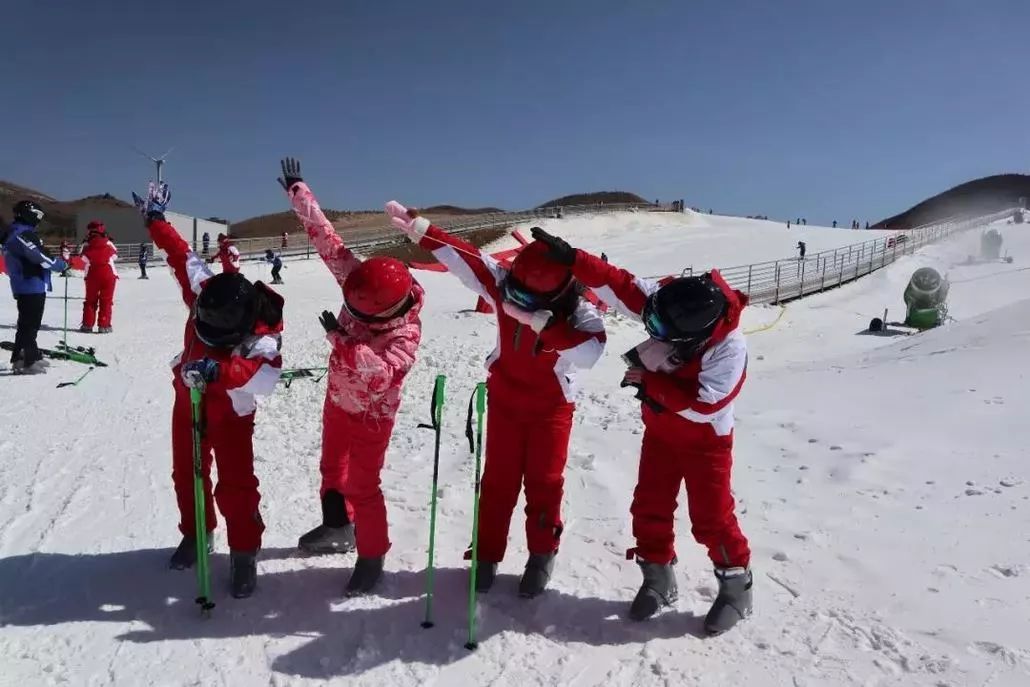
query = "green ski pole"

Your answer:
(56, 366), (94, 389)
(418, 374), (446, 629)
(190, 388), (215, 616)
(465, 382), (487, 651)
